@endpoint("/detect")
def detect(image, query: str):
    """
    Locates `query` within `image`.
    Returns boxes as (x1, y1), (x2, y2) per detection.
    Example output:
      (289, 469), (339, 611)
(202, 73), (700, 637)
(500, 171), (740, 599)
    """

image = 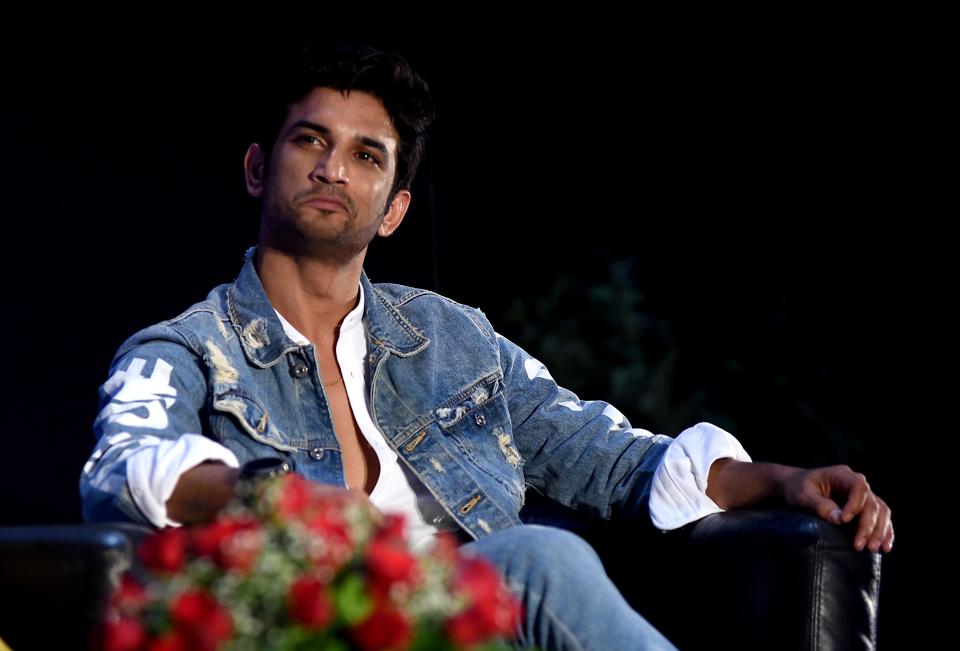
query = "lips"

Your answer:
(303, 195), (348, 212)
